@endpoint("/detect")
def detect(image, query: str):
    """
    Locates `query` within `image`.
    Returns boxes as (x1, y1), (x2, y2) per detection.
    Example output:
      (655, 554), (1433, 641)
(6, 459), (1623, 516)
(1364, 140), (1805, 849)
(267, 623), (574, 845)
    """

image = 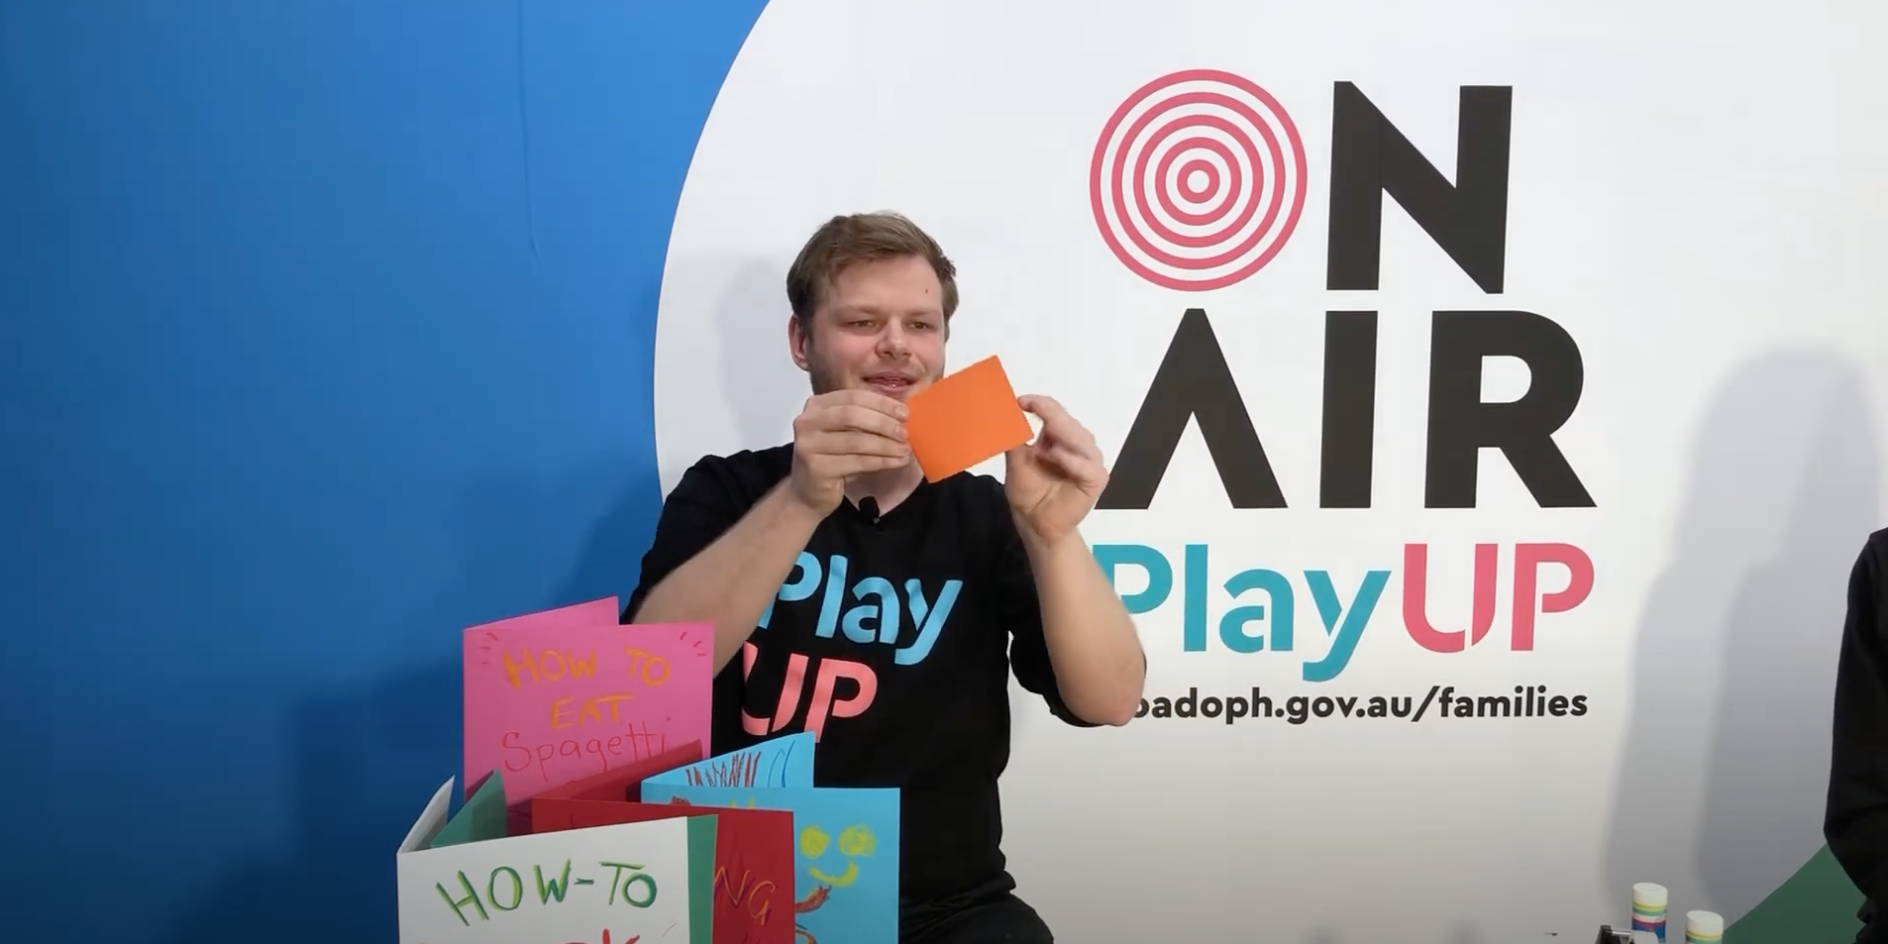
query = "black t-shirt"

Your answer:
(1828, 526), (1888, 944)
(623, 443), (1091, 915)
